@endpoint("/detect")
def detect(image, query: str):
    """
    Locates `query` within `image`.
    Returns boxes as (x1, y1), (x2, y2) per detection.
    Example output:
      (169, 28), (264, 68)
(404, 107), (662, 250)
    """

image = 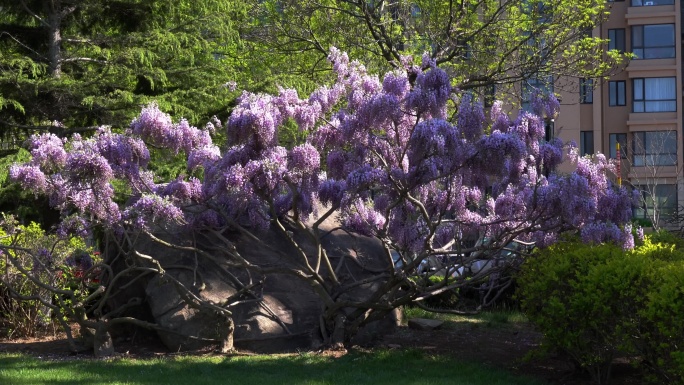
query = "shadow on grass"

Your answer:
(0, 349), (548, 385)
